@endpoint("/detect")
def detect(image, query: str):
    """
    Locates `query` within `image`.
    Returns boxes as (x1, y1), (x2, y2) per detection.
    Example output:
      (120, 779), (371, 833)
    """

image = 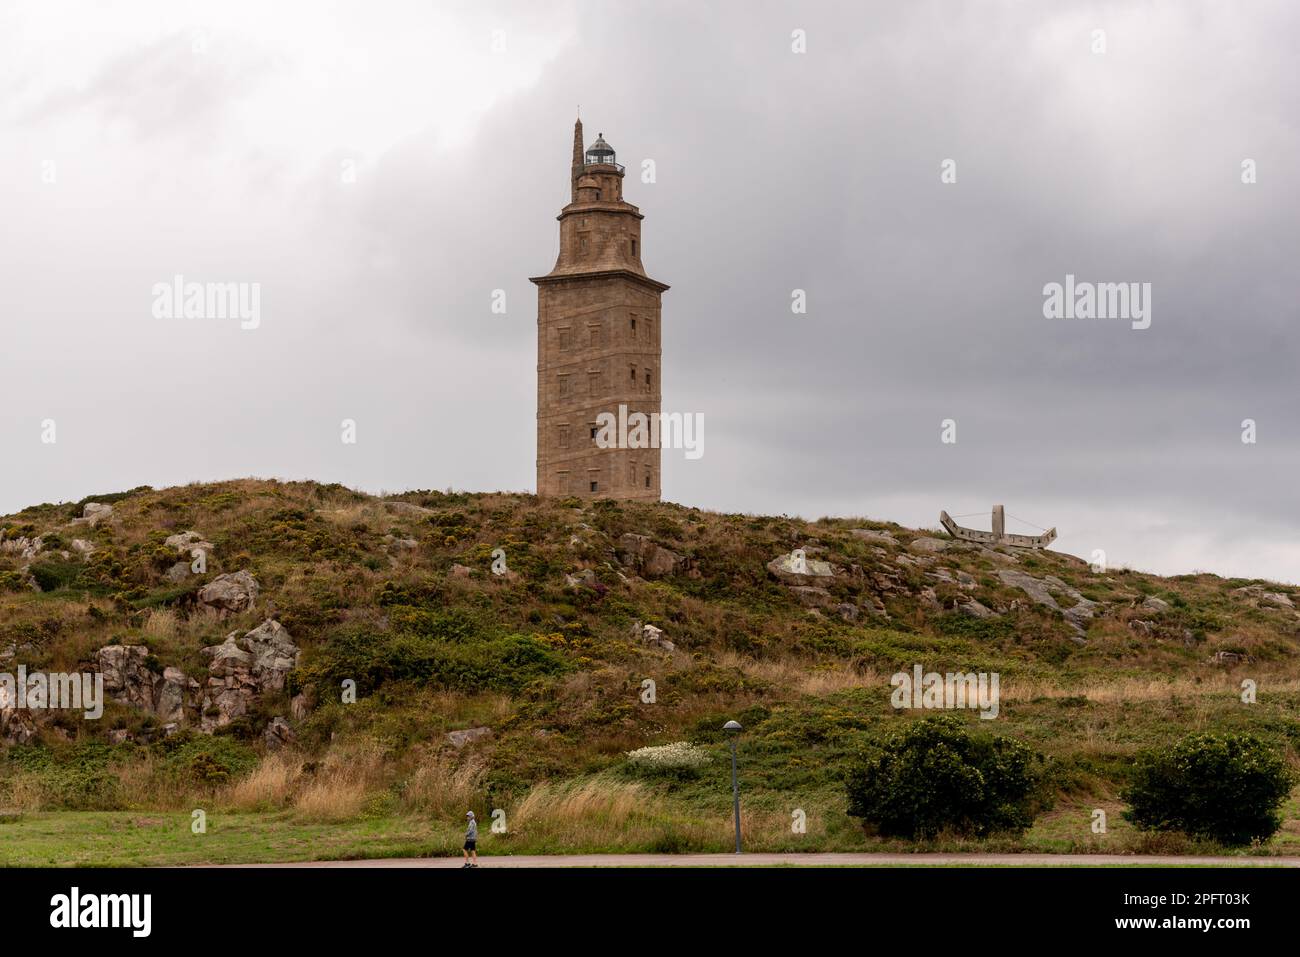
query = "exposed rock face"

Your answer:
(97, 645), (158, 712)
(956, 598), (995, 619)
(242, 619), (299, 692)
(907, 536), (951, 555)
(849, 529), (896, 545)
(0, 536), (43, 560)
(1140, 596), (1171, 614)
(447, 726), (492, 748)
(618, 534), (684, 578)
(199, 619), (299, 732)
(196, 570), (259, 616)
(788, 585), (833, 608)
(997, 569), (1097, 643)
(70, 539), (95, 557)
(96, 644), (199, 722)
